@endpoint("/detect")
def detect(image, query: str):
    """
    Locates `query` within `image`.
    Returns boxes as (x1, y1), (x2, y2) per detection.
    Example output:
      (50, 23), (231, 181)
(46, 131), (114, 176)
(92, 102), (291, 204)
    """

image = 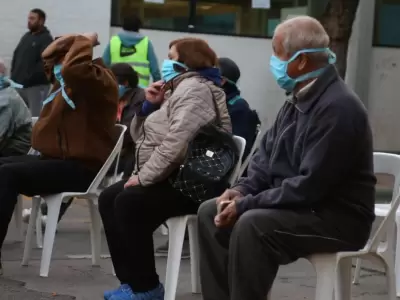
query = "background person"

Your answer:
(99, 37), (231, 300)
(11, 8), (53, 117)
(0, 59), (31, 157)
(102, 14), (161, 87)
(111, 63), (145, 178)
(218, 57), (260, 160)
(0, 32), (118, 275)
